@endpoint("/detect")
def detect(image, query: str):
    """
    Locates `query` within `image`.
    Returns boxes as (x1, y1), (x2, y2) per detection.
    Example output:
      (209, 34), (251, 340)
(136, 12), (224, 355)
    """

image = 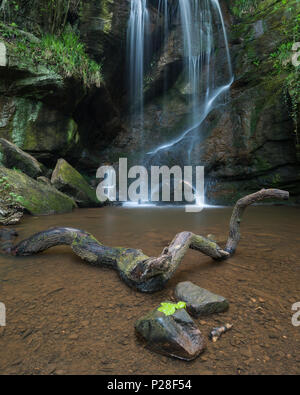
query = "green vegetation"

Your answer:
(0, 167), (76, 215)
(157, 302), (187, 316)
(39, 31), (102, 87)
(231, 0), (300, 149)
(0, 22), (102, 87)
(231, 0), (295, 17)
(0, 0), (79, 34)
(231, 0), (259, 17)
(0, 175), (24, 206)
(269, 4), (300, 146)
